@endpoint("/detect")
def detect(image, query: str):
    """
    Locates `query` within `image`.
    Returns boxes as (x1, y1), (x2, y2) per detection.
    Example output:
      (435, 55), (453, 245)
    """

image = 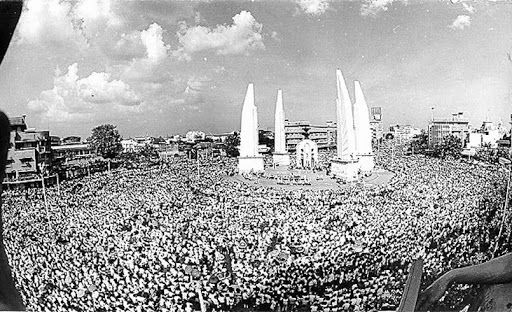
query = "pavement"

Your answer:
(227, 167), (394, 191)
